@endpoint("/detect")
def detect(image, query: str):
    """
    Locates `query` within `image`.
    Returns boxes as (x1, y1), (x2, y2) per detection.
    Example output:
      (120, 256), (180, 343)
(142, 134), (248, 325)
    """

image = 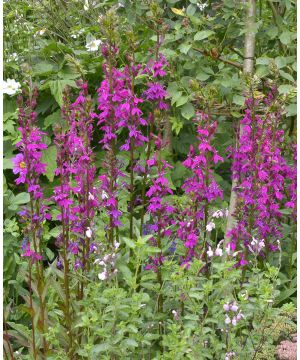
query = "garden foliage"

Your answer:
(3, 1), (296, 359)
